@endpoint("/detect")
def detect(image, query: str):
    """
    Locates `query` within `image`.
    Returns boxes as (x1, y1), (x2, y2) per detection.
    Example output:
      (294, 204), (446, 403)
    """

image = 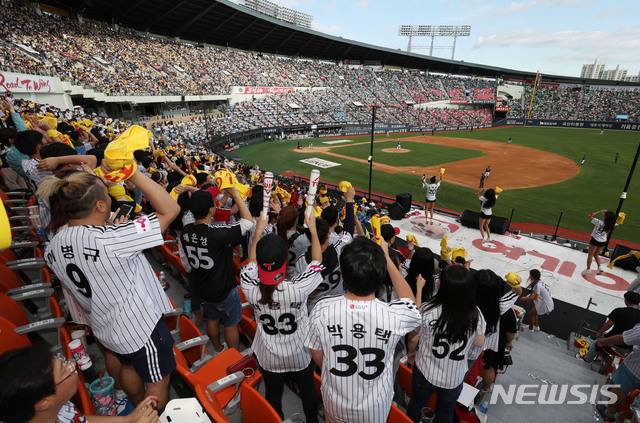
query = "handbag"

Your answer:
(226, 355), (258, 378)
